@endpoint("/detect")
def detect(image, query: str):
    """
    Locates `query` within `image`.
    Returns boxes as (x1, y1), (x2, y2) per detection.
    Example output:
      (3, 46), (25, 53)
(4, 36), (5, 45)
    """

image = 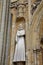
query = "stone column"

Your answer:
(0, 0), (3, 31)
(28, 0), (32, 27)
(27, 0), (32, 65)
(4, 12), (11, 65)
(0, 0), (7, 64)
(0, 0), (10, 65)
(33, 49), (40, 65)
(10, 8), (16, 65)
(33, 27), (40, 65)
